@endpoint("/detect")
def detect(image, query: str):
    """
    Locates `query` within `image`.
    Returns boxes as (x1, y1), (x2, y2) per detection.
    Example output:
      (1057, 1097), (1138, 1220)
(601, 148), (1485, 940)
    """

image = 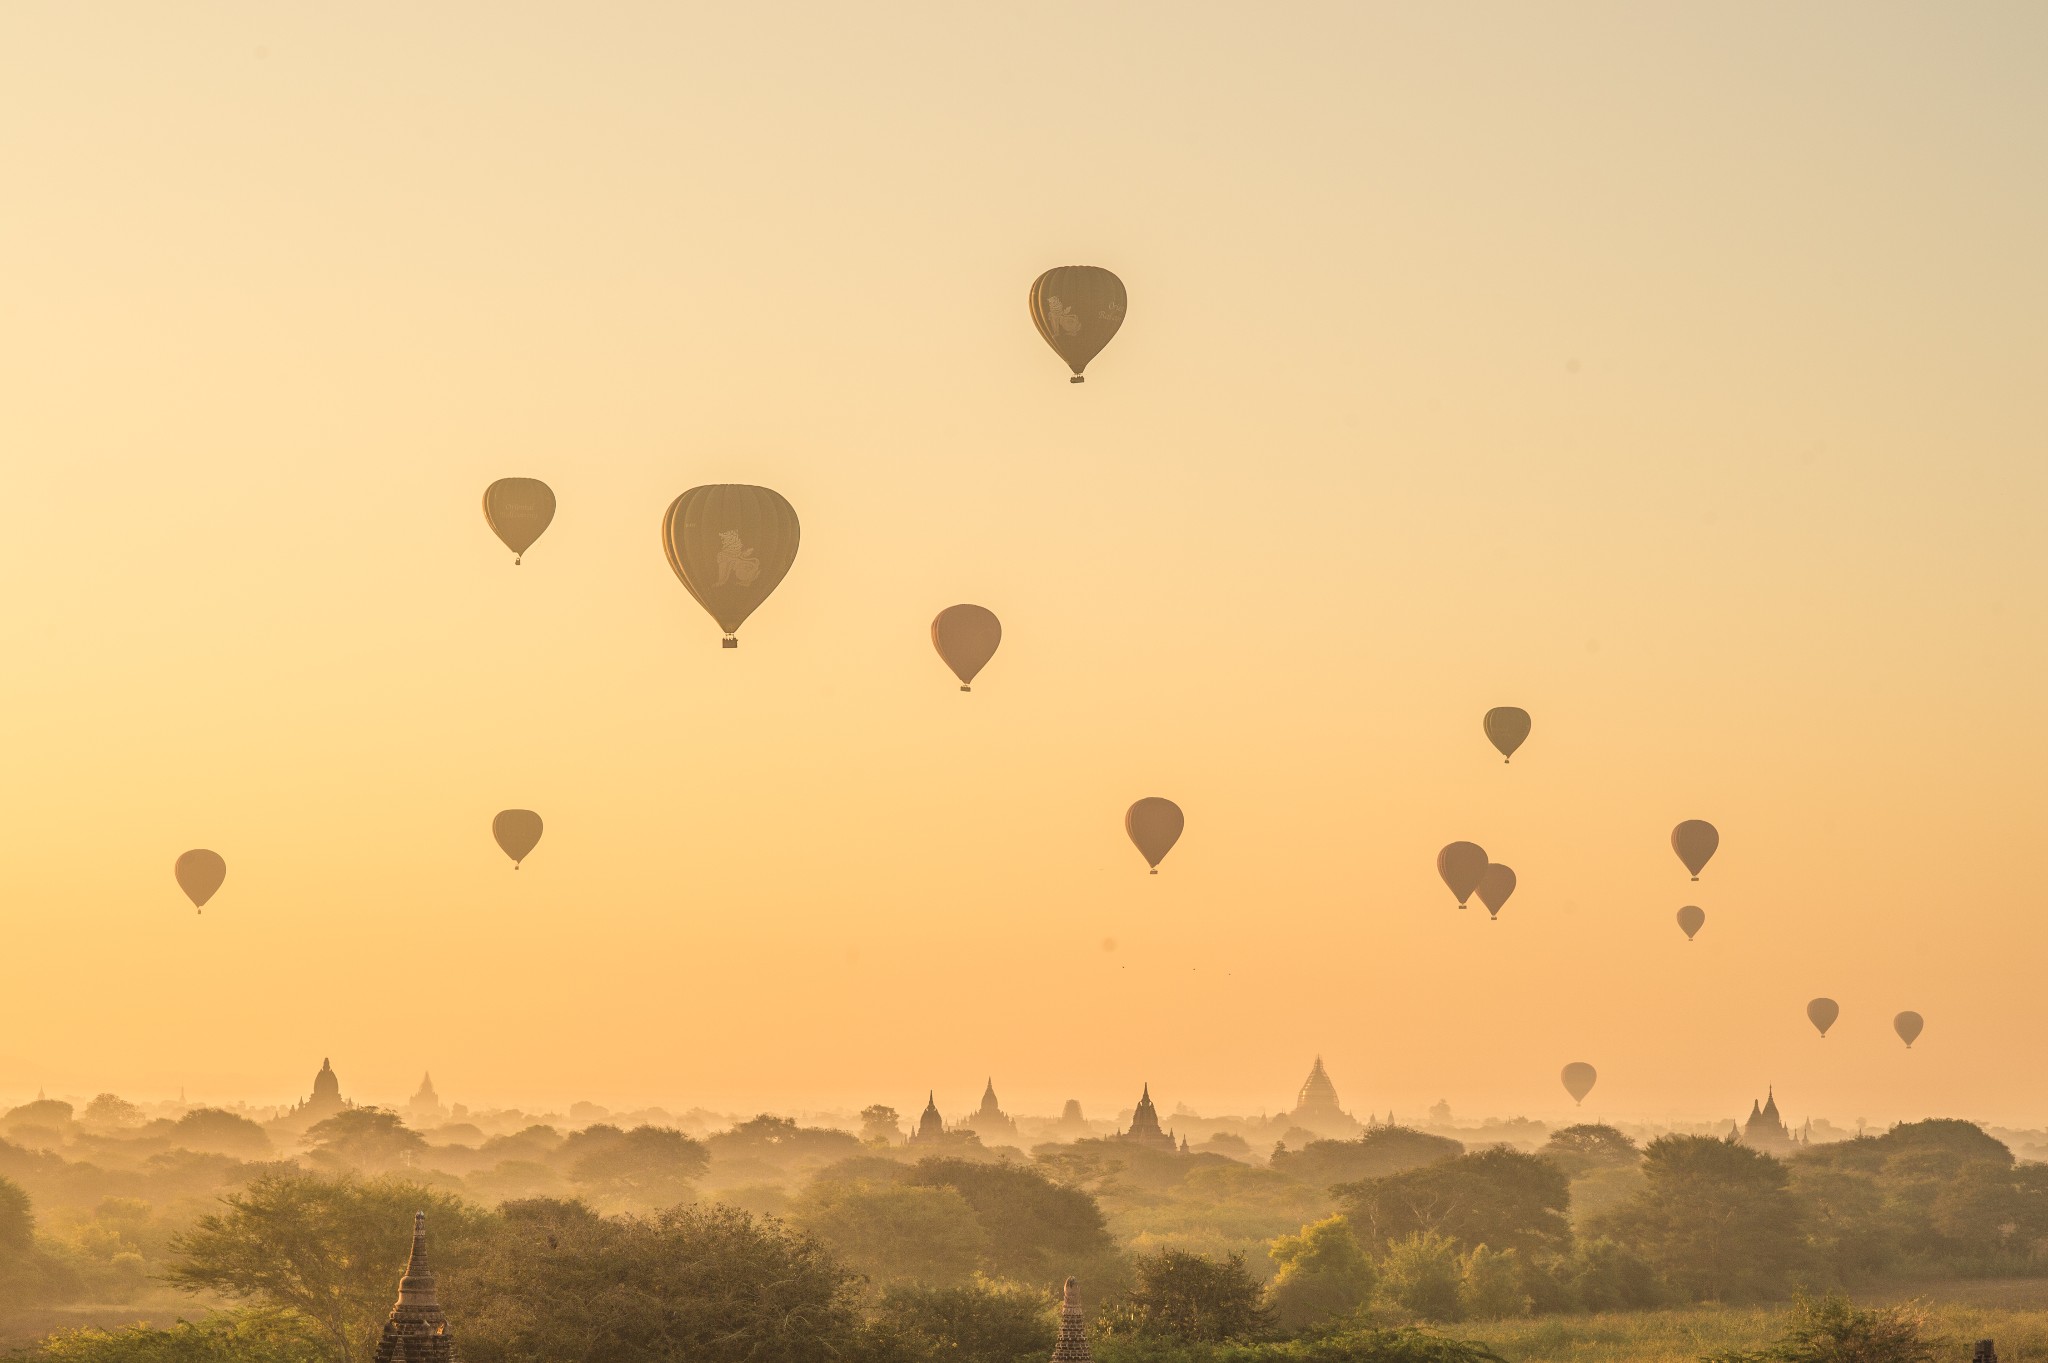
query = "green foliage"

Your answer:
(1271, 1130), (1464, 1193)
(1560, 1237), (1665, 1312)
(557, 1124), (708, 1208)
(1267, 1216), (1376, 1331)
(1701, 1293), (1941, 1363)
(1103, 1249), (1277, 1343)
(1456, 1246), (1526, 1321)
(1591, 1135), (1805, 1302)
(79, 1095), (145, 1133)
(862, 1105), (906, 1145)
(1377, 1233), (1465, 1323)
(32, 1309), (326, 1363)
(870, 1280), (1057, 1363)
(1336, 1148), (1571, 1257)
(1094, 1328), (1506, 1363)
(905, 1158), (1118, 1284)
(301, 1109), (427, 1173)
(0, 1174), (32, 1251)
(167, 1109), (273, 1159)
(1540, 1126), (1641, 1180)
(793, 1178), (989, 1286)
